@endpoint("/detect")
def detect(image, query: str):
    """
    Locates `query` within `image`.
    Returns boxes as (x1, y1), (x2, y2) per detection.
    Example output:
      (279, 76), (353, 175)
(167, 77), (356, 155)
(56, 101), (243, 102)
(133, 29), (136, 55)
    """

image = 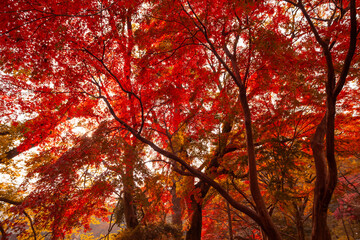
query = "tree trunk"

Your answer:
(186, 181), (211, 240)
(186, 196), (203, 240)
(122, 15), (139, 230)
(226, 199), (234, 240)
(123, 167), (139, 229)
(171, 182), (182, 227)
(294, 204), (305, 240)
(185, 120), (233, 240)
(238, 89), (282, 240)
(311, 208), (330, 240)
(310, 115), (331, 240)
(123, 190), (138, 229)
(293, 1), (358, 238)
